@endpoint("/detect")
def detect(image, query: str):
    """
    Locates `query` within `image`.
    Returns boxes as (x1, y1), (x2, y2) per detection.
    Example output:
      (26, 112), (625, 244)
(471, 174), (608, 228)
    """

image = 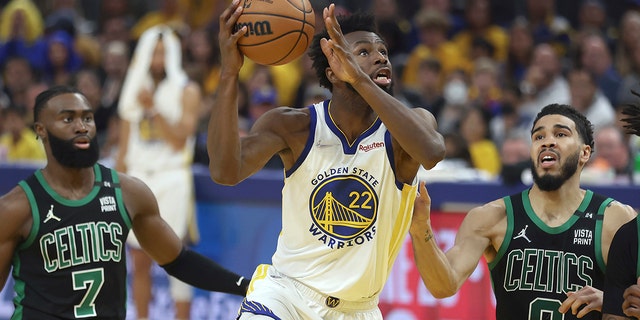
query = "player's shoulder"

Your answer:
(0, 185), (33, 230)
(256, 106), (312, 132)
(604, 197), (637, 220)
(466, 198), (508, 222)
(114, 171), (154, 199)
